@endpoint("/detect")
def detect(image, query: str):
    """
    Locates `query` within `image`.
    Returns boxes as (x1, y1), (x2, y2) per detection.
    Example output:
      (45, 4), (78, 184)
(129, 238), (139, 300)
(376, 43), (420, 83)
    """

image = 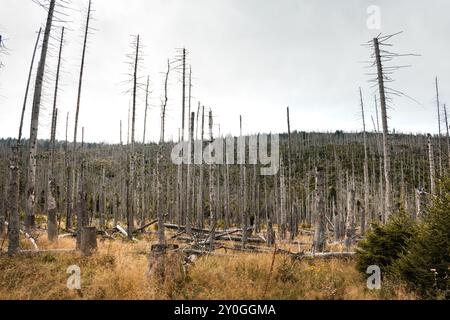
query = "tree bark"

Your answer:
(7, 147), (20, 255)
(374, 38), (392, 222)
(26, 0), (55, 230)
(313, 167), (326, 253)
